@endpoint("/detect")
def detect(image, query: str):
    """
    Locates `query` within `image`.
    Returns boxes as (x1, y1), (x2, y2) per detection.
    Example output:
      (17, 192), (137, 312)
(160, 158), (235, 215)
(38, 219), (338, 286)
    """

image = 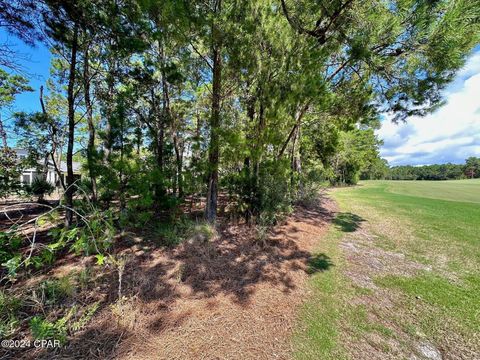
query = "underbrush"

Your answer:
(0, 270), (102, 348)
(0, 175), (312, 355)
(29, 300), (100, 344)
(0, 290), (22, 337)
(151, 218), (215, 247)
(0, 194), (221, 353)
